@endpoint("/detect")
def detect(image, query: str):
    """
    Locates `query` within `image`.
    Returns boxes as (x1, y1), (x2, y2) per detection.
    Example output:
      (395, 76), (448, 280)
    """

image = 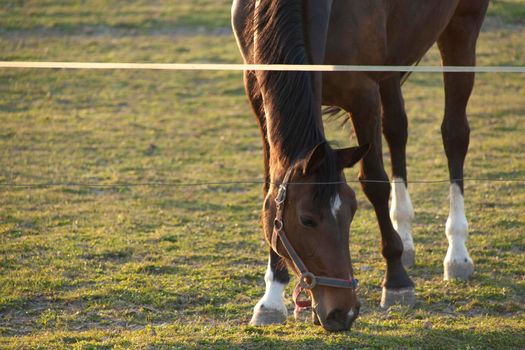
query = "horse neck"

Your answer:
(266, 111), (325, 182)
(252, 0), (325, 180)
